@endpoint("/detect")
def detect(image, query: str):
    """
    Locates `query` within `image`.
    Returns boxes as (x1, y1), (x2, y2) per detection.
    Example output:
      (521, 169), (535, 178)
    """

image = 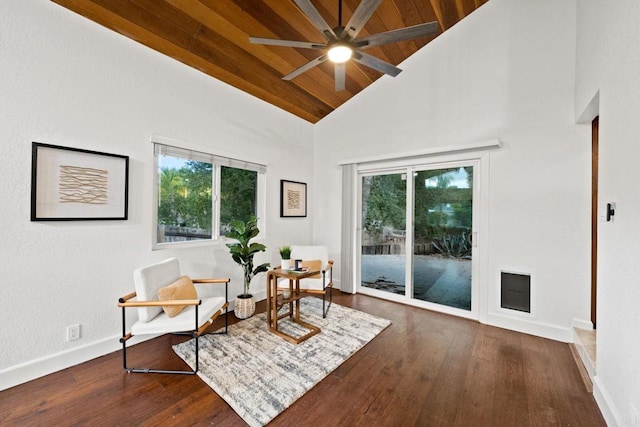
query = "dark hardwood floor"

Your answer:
(0, 292), (605, 426)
